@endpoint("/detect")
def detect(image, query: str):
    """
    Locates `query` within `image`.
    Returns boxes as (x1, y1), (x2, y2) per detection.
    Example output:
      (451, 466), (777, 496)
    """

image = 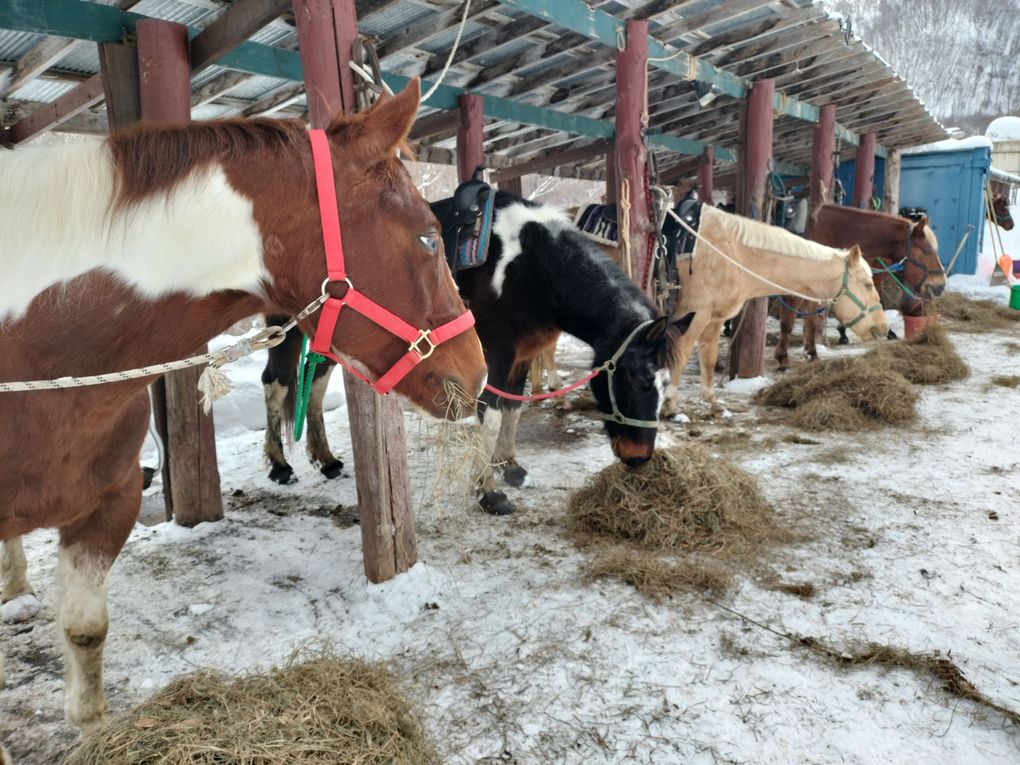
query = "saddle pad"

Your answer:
(574, 203), (619, 245)
(456, 191), (496, 270)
